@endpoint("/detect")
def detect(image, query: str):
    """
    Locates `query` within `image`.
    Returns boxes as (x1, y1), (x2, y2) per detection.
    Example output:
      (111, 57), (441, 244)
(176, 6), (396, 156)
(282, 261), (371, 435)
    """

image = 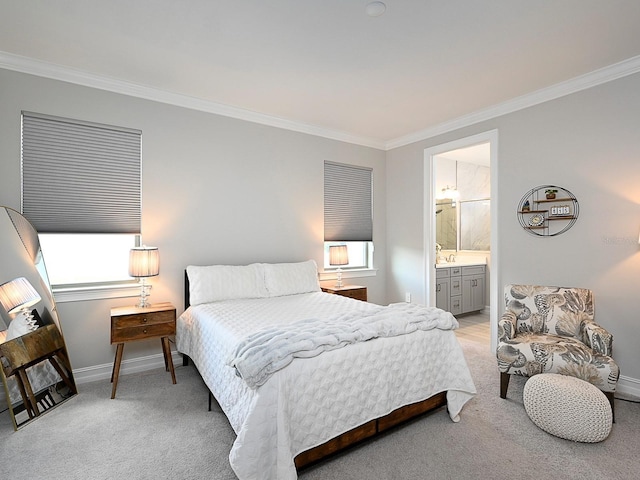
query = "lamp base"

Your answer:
(136, 298), (151, 309)
(136, 279), (152, 308)
(335, 268), (344, 288)
(6, 309), (38, 341)
(23, 309), (39, 331)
